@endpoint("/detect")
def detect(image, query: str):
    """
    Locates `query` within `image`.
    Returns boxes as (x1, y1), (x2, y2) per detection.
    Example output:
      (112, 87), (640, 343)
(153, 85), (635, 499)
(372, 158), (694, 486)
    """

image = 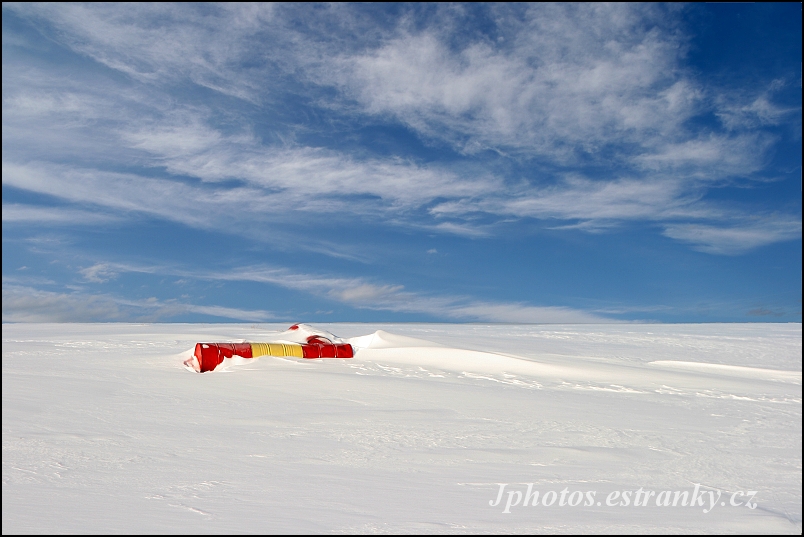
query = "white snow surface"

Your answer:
(2, 322), (801, 534)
